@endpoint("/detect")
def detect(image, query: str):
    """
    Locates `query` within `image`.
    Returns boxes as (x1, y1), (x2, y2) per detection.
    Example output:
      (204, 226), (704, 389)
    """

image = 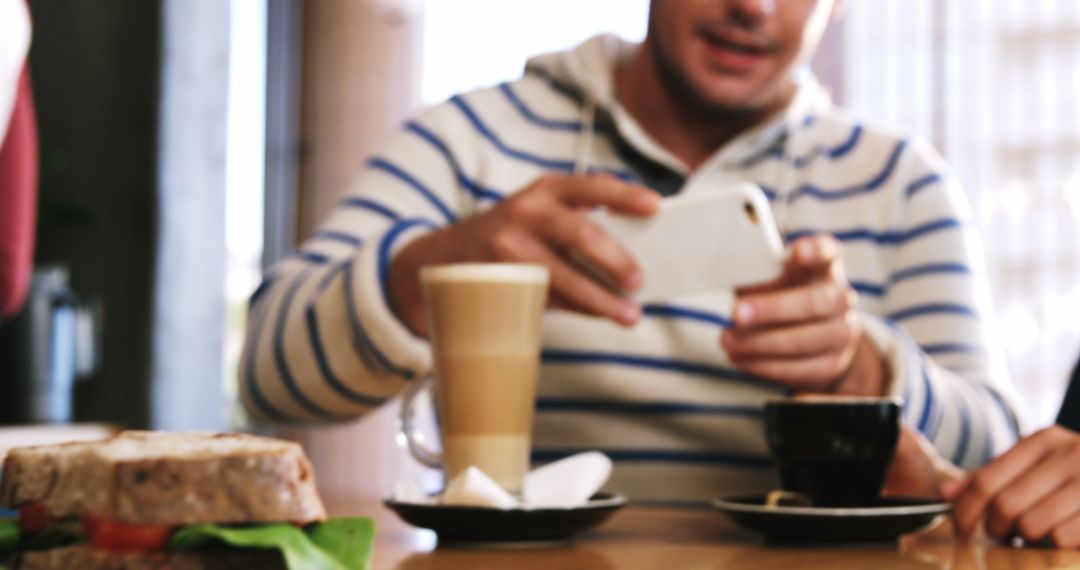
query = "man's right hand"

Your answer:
(388, 173), (662, 336)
